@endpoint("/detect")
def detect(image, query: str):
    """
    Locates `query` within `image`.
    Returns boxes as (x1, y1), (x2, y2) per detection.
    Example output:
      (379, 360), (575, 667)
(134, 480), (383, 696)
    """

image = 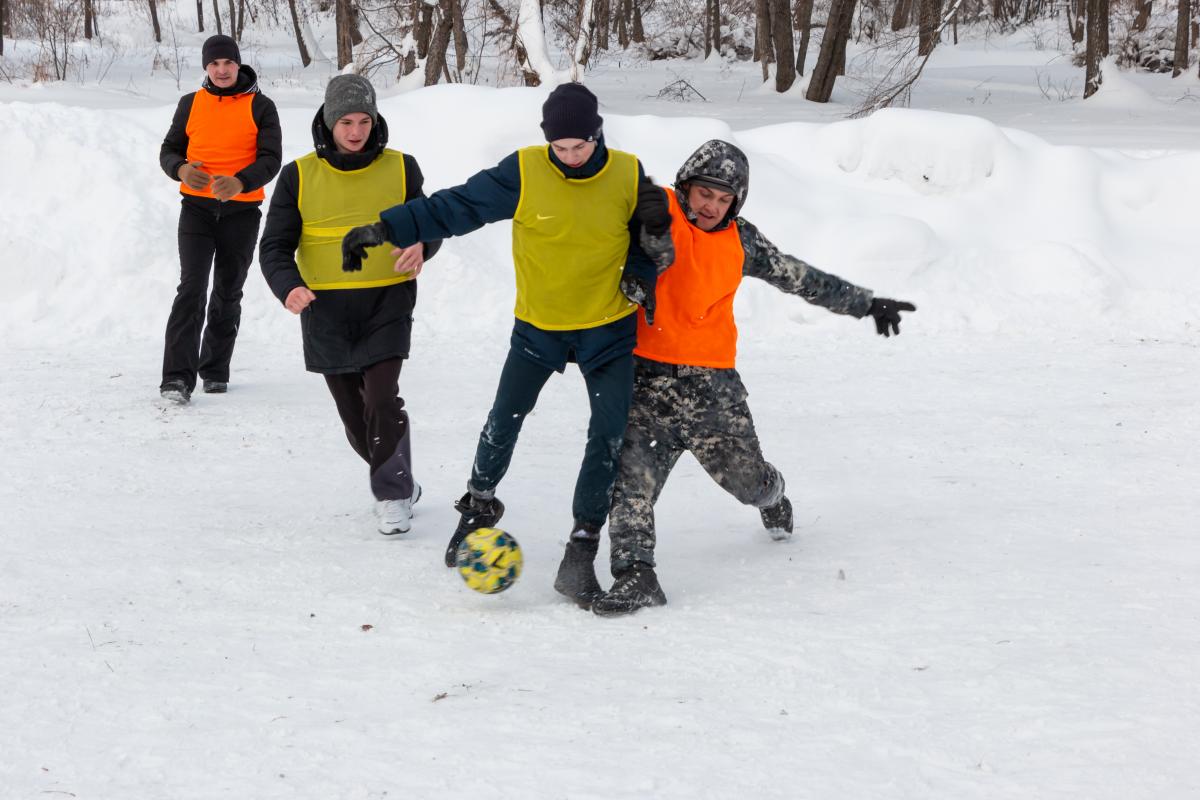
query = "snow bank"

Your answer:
(2, 87), (1197, 348)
